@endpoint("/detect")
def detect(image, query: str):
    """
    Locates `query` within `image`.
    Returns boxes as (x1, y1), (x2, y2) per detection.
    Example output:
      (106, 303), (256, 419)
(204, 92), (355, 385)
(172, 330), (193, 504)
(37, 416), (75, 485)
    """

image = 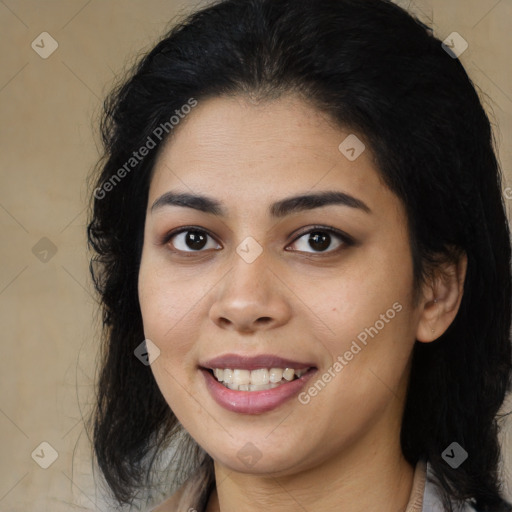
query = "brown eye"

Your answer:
(166, 229), (221, 252)
(288, 227), (353, 254)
